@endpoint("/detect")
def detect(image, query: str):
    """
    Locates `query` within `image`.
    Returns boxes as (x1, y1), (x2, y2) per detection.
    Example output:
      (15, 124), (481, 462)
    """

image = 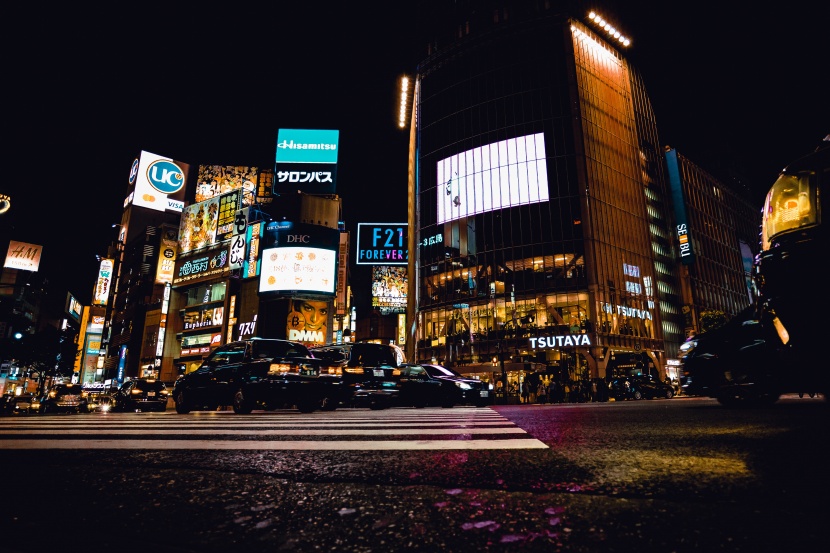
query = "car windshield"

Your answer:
(253, 340), (310, 359)
(348, 344), (401, 367)
(310, 347), (350, 363)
